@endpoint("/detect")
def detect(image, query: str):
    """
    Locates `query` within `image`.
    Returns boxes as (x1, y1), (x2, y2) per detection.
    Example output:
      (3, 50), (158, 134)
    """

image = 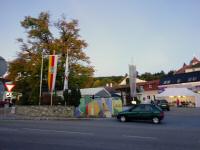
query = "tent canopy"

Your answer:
(157, 88), (197, 97)
(156, 87), (200, 107)
(80, 87), (111, 98)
